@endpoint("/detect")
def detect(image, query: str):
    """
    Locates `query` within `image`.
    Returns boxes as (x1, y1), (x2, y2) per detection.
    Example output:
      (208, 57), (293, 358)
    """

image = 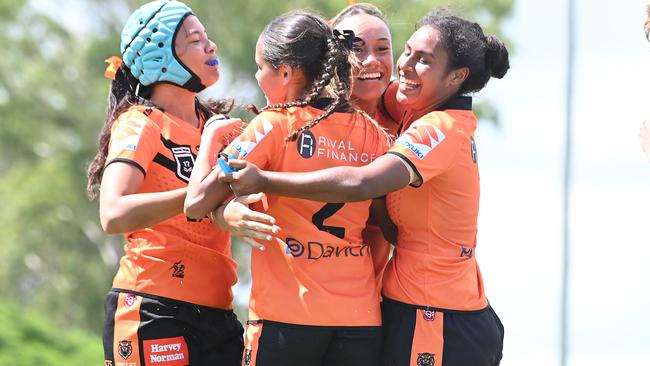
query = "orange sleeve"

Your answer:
(106, 110), (161, 175)
(387, 113), (460, 187)
(223, 111), (285, 170)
